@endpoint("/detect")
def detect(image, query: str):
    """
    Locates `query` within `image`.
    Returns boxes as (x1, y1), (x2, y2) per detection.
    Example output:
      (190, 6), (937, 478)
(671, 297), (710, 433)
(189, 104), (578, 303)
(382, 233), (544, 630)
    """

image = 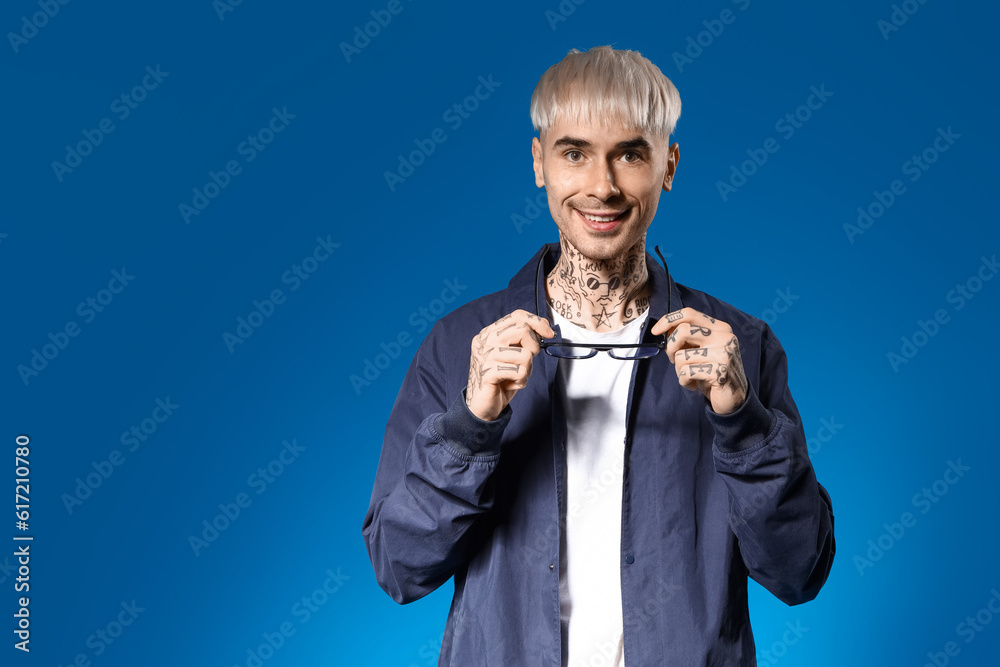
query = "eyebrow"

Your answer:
(551, 136), (653, 151)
